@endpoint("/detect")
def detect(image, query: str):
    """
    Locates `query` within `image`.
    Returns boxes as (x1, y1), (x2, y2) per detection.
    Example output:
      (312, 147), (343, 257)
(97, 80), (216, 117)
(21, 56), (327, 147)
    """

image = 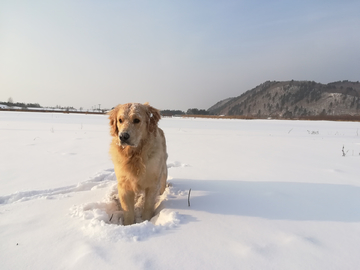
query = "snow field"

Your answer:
(1, 112), (360, 269)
